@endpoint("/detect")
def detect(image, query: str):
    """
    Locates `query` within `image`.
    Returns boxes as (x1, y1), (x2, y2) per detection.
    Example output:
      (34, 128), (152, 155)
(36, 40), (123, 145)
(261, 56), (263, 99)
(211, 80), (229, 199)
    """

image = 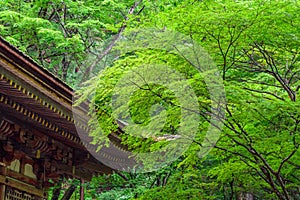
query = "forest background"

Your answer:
(0, 0), (299, 199)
